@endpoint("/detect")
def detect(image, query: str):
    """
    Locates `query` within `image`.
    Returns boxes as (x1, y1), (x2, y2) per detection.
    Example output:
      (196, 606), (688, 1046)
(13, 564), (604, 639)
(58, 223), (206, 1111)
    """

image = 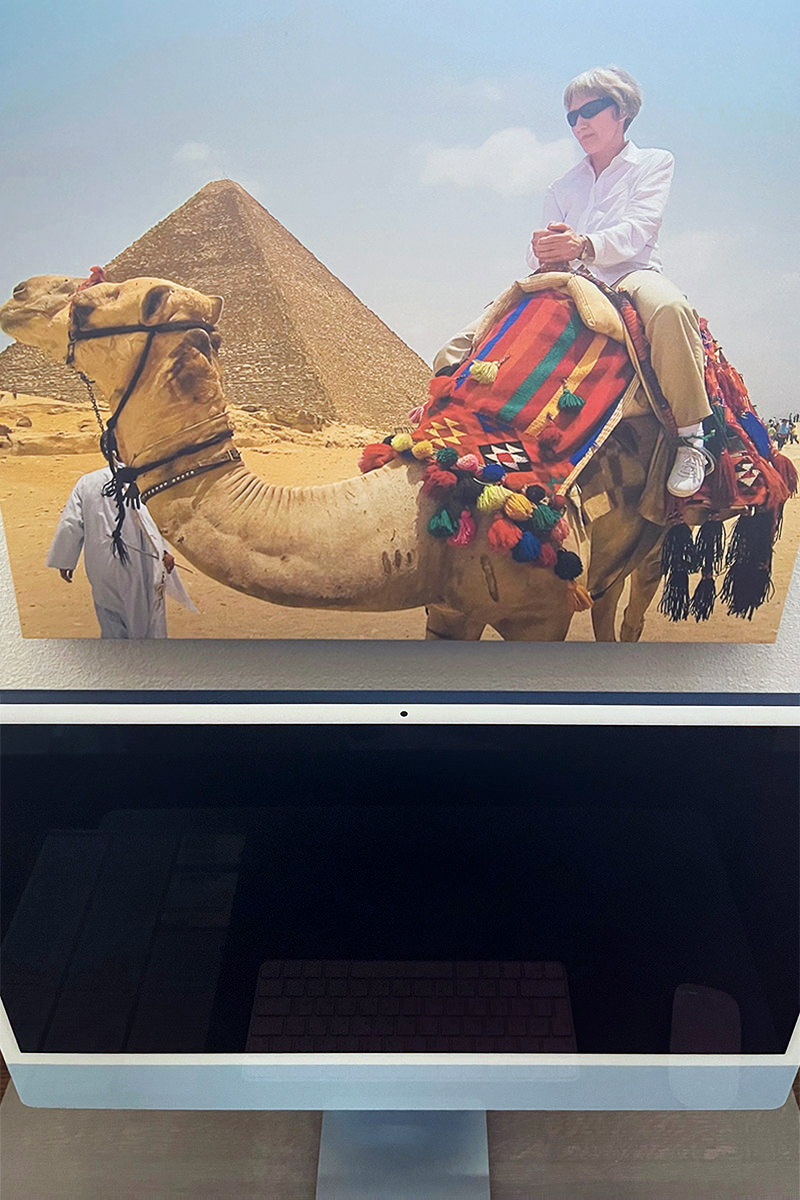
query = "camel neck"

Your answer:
(144, 458), (437, 611)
